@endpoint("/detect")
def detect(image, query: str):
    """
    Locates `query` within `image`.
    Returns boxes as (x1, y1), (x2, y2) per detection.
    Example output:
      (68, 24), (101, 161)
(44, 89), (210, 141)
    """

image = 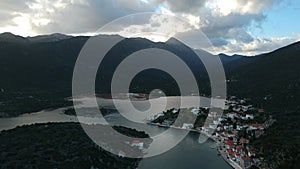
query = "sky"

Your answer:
(0, 0), (299, 55)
